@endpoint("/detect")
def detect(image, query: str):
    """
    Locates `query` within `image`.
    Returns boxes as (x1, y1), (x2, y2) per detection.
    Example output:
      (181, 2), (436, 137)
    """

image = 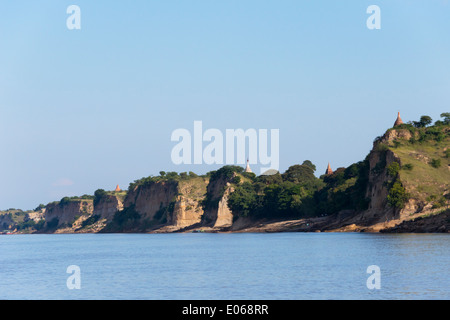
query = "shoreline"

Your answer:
(5, 209), (449, 235)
